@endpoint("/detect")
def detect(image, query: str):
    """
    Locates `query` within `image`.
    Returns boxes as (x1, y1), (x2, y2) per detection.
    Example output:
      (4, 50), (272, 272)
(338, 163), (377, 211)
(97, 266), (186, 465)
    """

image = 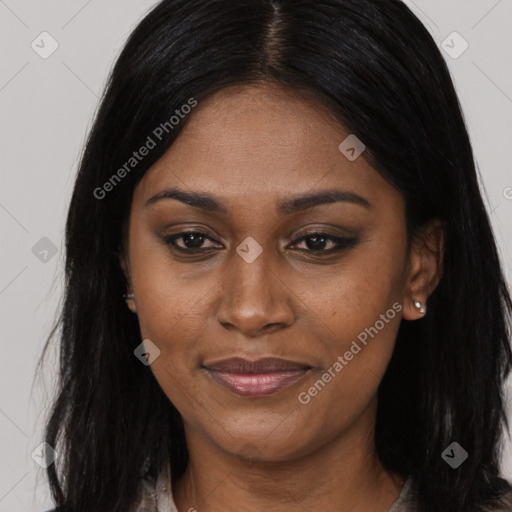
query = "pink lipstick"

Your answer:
(203, 357), (311, 397)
